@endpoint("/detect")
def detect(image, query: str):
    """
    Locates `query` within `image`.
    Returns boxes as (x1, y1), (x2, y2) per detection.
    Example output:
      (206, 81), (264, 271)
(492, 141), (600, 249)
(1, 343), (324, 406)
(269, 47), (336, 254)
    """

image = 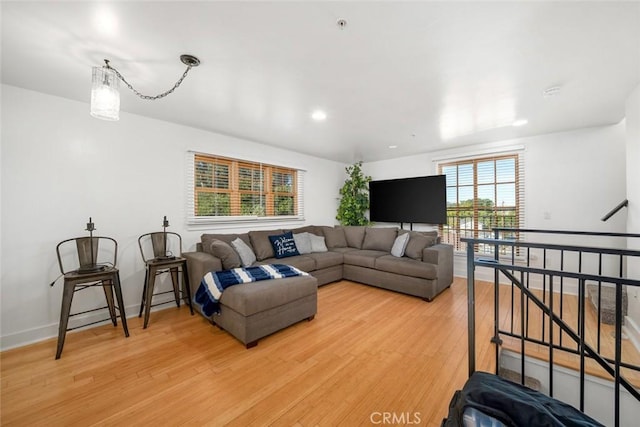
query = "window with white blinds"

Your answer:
(186, 152), (305, 223)
(437, 151), (525, 255)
